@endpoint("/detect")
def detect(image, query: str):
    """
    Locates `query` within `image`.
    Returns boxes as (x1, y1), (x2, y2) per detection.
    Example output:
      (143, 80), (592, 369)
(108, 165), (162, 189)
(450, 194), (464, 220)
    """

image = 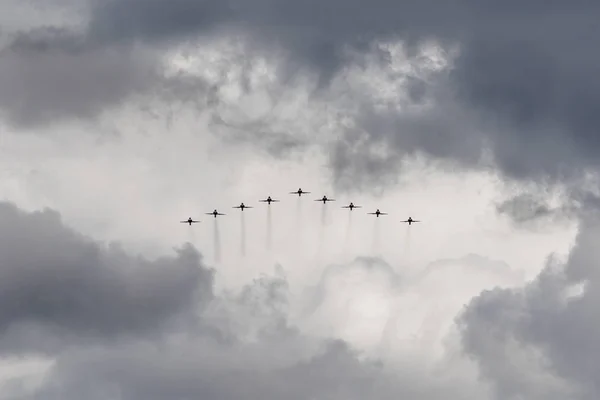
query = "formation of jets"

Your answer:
(181, 188), (420, 225)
